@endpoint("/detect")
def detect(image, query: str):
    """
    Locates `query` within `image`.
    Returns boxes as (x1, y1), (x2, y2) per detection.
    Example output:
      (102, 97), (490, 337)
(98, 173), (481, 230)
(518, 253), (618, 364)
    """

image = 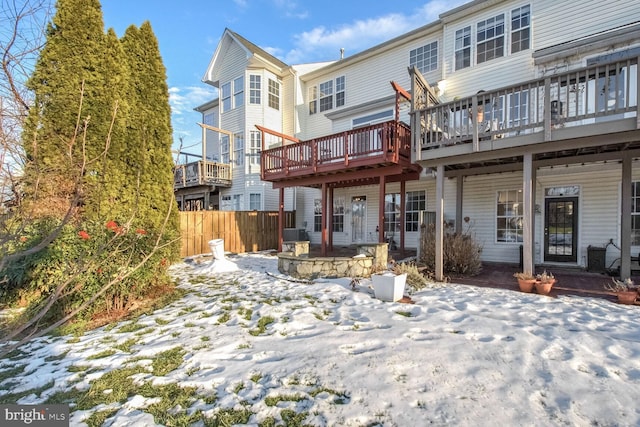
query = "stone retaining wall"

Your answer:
(277, 242), (388, 280)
